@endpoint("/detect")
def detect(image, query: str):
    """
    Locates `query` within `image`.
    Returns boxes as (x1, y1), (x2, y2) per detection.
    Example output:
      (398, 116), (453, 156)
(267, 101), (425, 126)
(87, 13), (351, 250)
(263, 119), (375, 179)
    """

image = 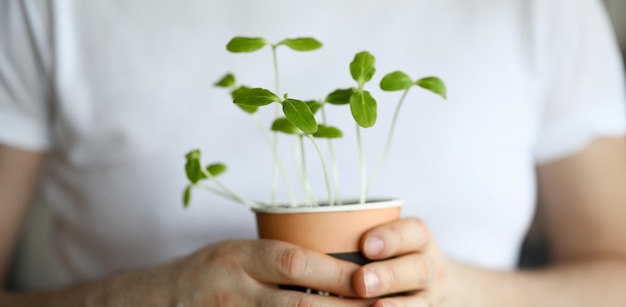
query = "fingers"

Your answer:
(242, 240), (362, 297)
(257, 286), (373, 307)
(361, 217), (430, 260)
(352, 252), (437, 298)
(372, 291), (433, 307)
